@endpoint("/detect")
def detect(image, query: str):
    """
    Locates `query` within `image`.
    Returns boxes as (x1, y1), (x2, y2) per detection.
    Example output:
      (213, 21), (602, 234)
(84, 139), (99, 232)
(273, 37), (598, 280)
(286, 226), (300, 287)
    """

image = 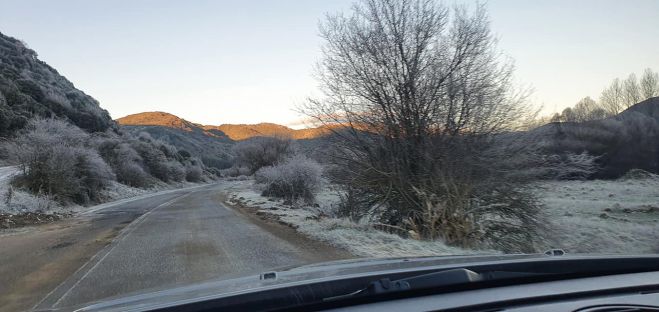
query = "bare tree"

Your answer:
(640, 68), (659, 99)
(600, 78), (625, 115)
(556, 97), (610, 123)
(572, 97), (596, 121)
(623, 73), (641, 108)
(599, 69), (658, 115)
(304, 0), (544, 251)
(561, 107), (575, 122)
